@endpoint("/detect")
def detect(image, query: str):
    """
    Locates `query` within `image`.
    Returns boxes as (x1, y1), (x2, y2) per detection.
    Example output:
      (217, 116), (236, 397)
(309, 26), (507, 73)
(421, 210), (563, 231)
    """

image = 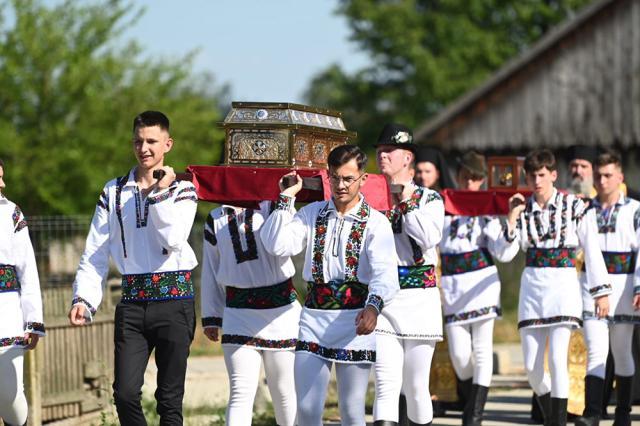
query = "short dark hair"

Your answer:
(595, 149), (622, 170)
(524, 149), (557, 173)
(0, 158), (4, 169)
(328, 145), (367, 171)
(132, 111), (170, 132)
